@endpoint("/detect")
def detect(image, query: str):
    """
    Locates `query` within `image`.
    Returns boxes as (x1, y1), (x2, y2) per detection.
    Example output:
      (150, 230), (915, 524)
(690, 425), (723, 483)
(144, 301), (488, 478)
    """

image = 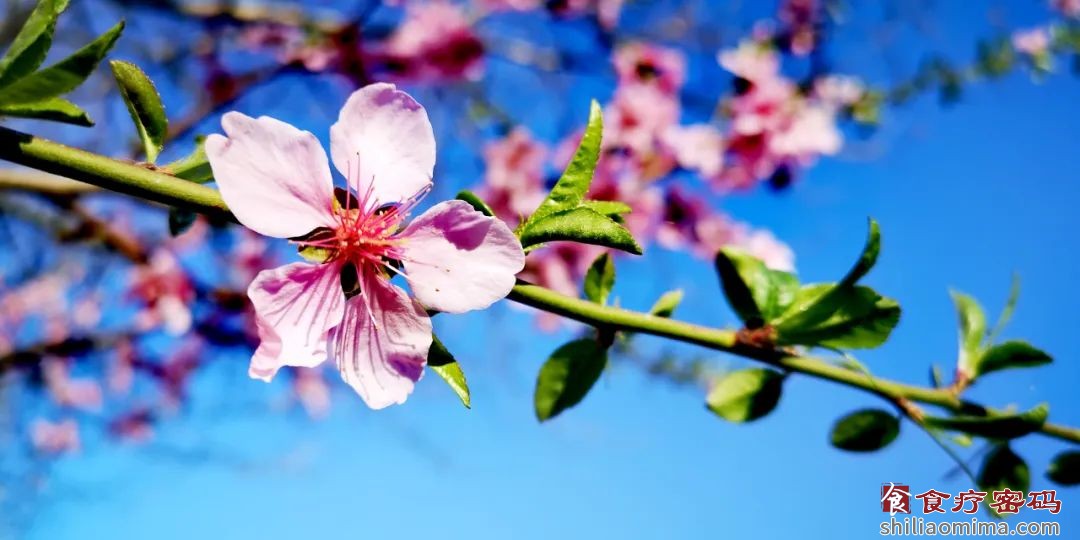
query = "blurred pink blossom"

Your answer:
(130, 250), (195, 336)
(1013, 27), (1052, 56)
(294, 368), (332, 419)
(379, 1), (485, 82)
(43, 359), (103, 412)
(663, 124), (725, 178)
(778, 0), (819, 56)
(1052, 0), (1080, 17)
(476, 127), (549, 225)
(614, 42), (686, 95)
(239, 24), (339, 71)
(31, 419), (80, 455)
(813, 75), (866, 109)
